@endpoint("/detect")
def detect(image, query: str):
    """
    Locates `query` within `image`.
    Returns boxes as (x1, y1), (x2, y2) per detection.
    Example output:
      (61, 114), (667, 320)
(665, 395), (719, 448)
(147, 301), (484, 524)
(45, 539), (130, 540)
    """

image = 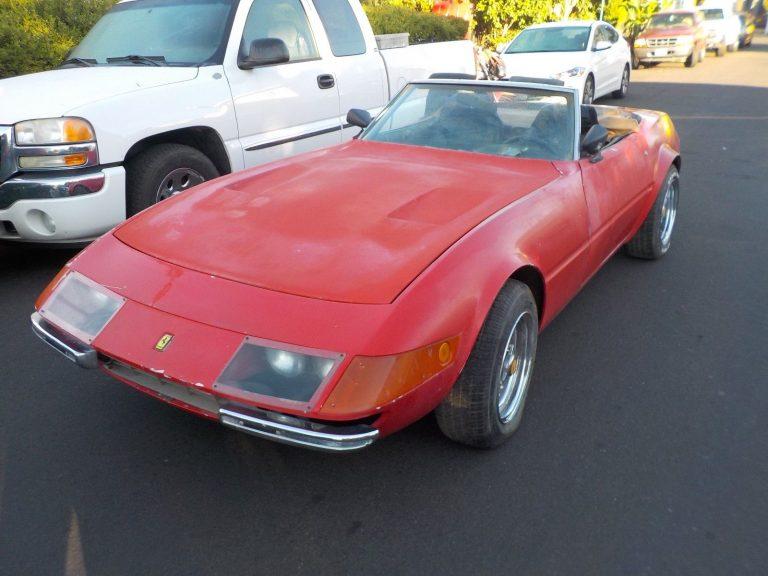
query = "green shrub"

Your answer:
(363, 4), (469, 44)
(0, 0), (116, 79)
